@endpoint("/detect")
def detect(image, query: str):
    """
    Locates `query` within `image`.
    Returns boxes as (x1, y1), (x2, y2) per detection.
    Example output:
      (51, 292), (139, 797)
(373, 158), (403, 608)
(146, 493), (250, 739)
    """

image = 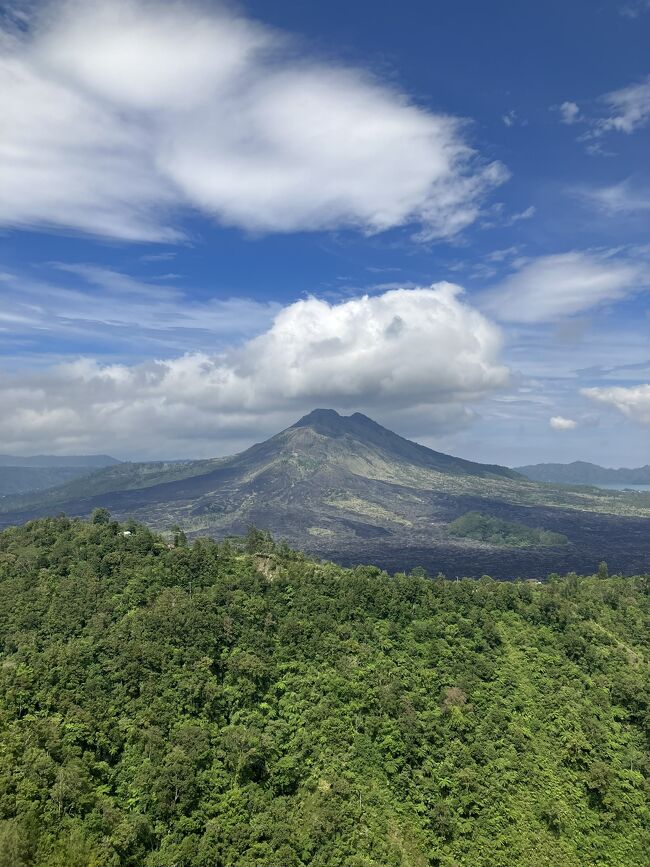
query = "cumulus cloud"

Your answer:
(0, 284), (509, 456)
(549, 415), (577, 431)
(0, 0), (506, 242)
(582, 384), (650, 426)
(481, 250), (649, 323)
(558, 101), (580, 124)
